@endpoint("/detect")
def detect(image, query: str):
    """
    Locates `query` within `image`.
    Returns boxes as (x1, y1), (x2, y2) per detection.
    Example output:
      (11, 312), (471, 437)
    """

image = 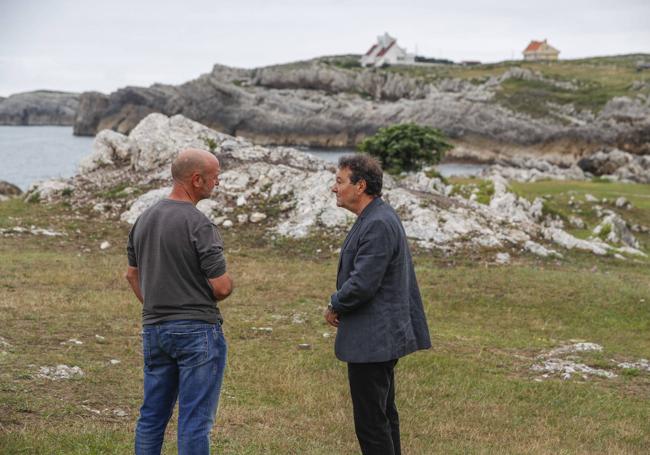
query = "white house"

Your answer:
(360, 33), (415, 67)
